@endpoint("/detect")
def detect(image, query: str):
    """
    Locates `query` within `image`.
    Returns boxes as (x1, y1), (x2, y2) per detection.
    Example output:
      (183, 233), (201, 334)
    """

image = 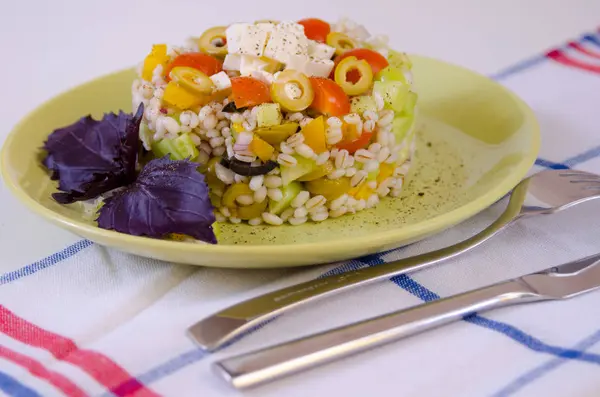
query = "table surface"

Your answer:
(1, 2), (600, 396)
